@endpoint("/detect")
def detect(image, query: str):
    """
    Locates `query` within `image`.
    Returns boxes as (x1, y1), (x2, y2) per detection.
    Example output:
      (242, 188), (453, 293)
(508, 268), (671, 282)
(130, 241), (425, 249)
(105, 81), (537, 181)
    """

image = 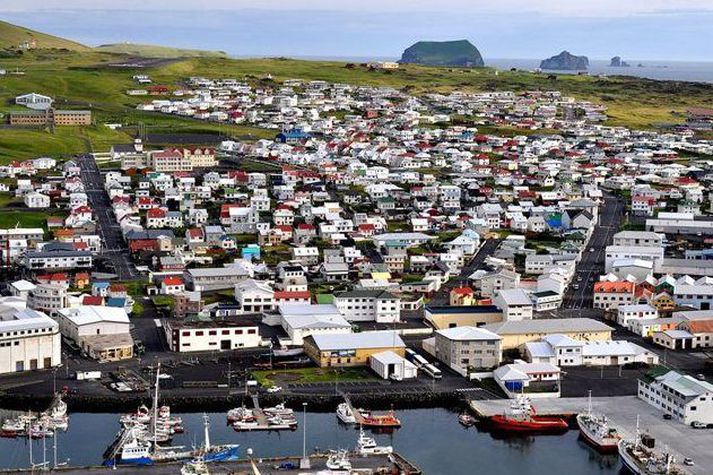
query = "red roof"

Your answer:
(82, 295), (104, 306)
(163, 277), (184, 286)
(147, 208), (167, 218)
(274, 291), (311, 300)
(451, 286), (474, 296)
(593, 281), (634, 293)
